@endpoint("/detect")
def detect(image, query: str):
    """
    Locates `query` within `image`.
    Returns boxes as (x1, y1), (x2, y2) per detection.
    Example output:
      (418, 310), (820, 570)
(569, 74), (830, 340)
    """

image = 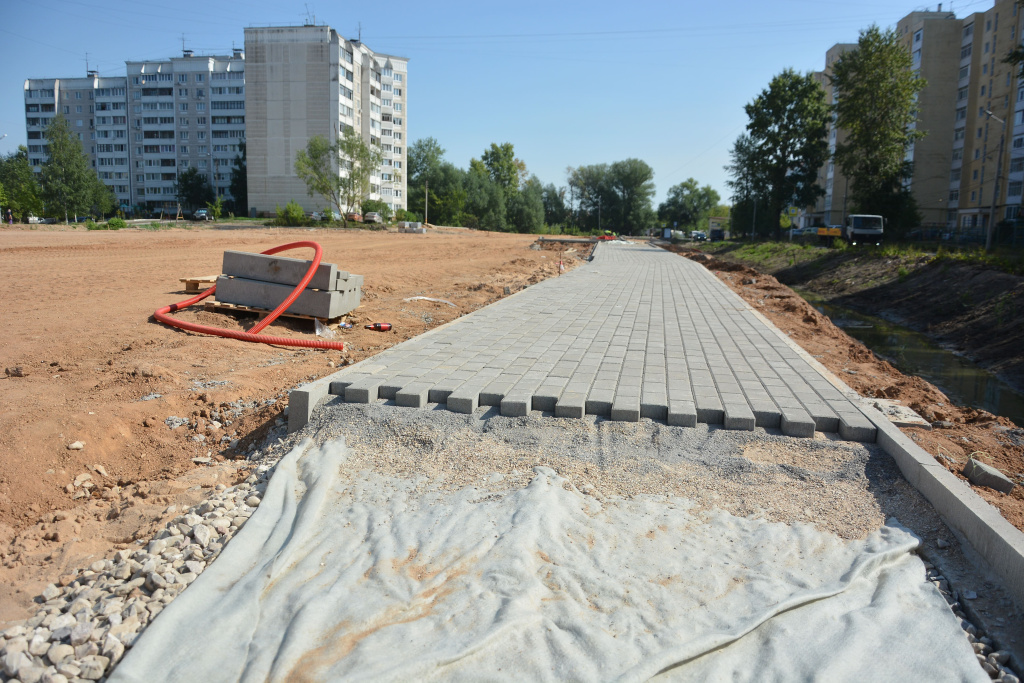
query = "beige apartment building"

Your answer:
(244, 25), (408, 216)
(814, 1), (1024, 233)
